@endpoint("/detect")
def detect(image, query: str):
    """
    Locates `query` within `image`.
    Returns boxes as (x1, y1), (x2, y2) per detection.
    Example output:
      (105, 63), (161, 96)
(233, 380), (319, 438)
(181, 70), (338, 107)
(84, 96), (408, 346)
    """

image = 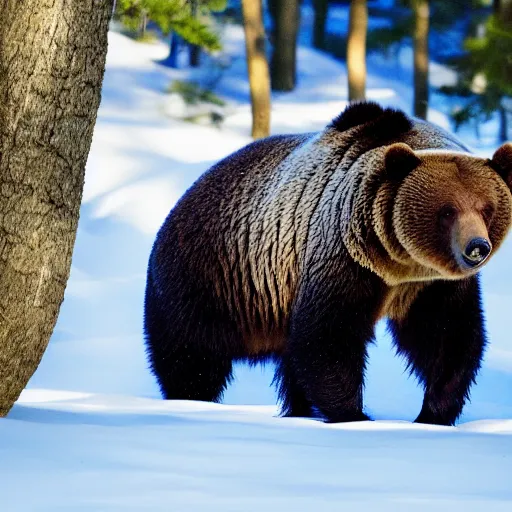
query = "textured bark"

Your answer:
(347, 0), (368, 101)
(313, 0), (329, 50)
(270, 0), (299, 92)
(0, 0), (113, 416)
(242, 0), (271, 139)
(413, 0), (430, 119)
